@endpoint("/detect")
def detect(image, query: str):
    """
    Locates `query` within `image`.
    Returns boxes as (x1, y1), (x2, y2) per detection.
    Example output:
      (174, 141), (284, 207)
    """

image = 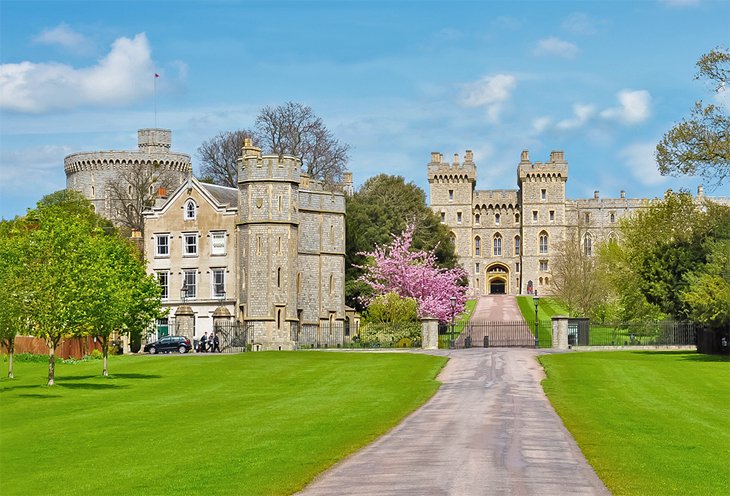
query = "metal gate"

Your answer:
(453, 321), (550, 348)
(211, 321), (252, 353)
